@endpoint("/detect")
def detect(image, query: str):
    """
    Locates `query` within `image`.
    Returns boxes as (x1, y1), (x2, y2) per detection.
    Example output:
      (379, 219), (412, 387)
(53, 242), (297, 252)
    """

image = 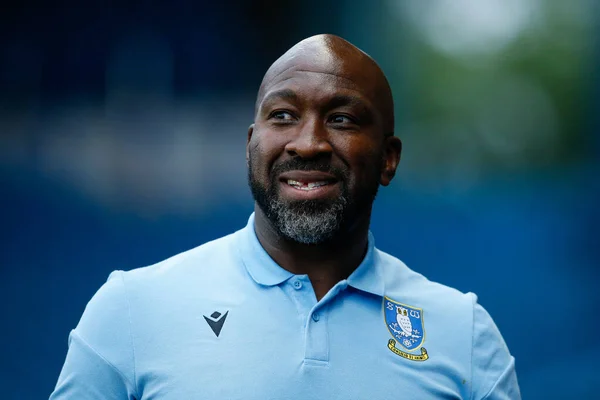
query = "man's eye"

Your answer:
(270, 111), (295, 121)
(329, 114), (356, 124)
